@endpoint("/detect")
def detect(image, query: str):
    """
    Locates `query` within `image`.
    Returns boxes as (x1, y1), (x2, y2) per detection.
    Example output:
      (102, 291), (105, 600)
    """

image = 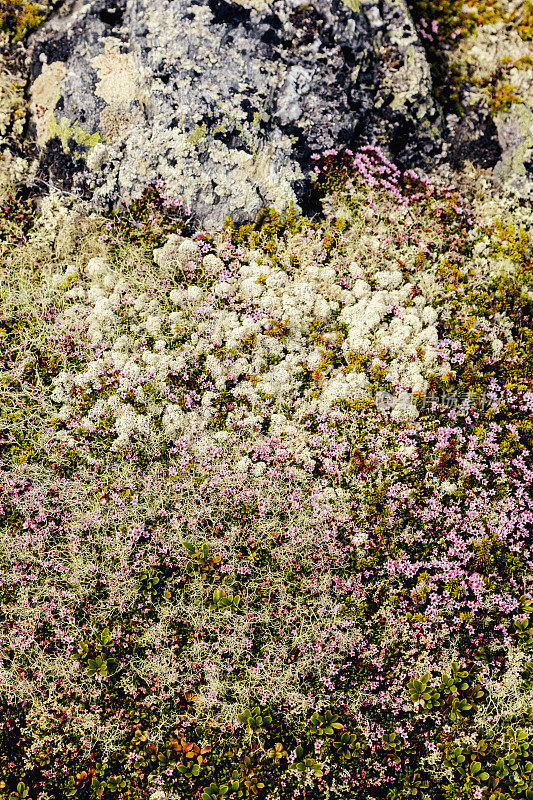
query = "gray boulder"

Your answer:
(24, 0), (444, 228)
